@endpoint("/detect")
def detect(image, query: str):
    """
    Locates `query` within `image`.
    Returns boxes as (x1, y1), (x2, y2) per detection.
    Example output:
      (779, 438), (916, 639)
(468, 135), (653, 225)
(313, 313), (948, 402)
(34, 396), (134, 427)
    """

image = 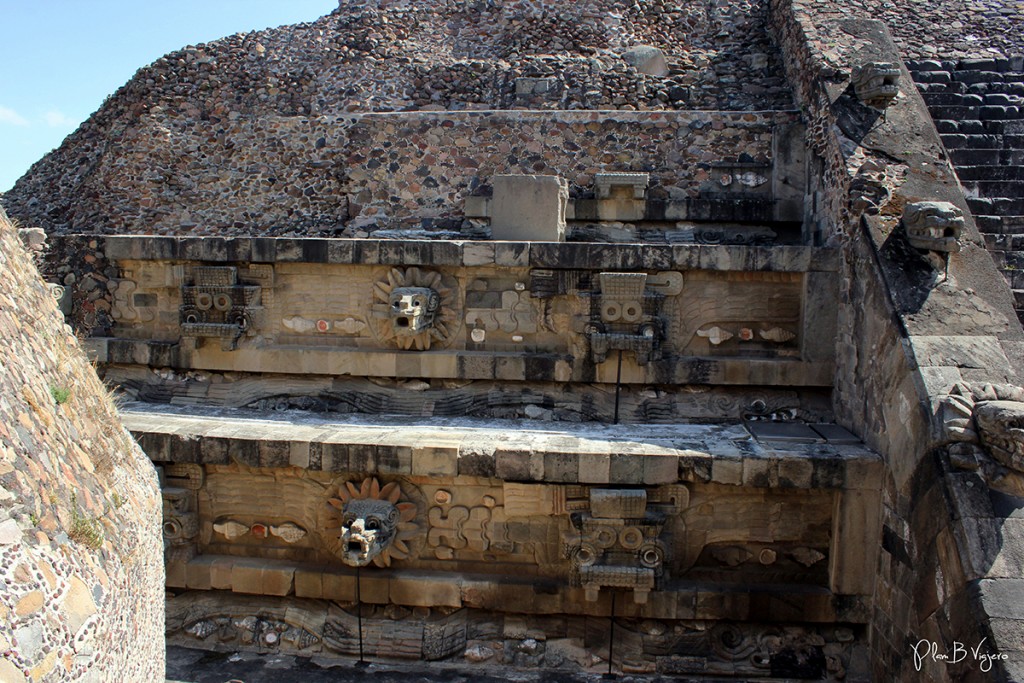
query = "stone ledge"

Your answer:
(122, 403), (882, 490)
(98, 236), (840, 273)
(172, 555), (863, 622)
(88, 339), (835, 387)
